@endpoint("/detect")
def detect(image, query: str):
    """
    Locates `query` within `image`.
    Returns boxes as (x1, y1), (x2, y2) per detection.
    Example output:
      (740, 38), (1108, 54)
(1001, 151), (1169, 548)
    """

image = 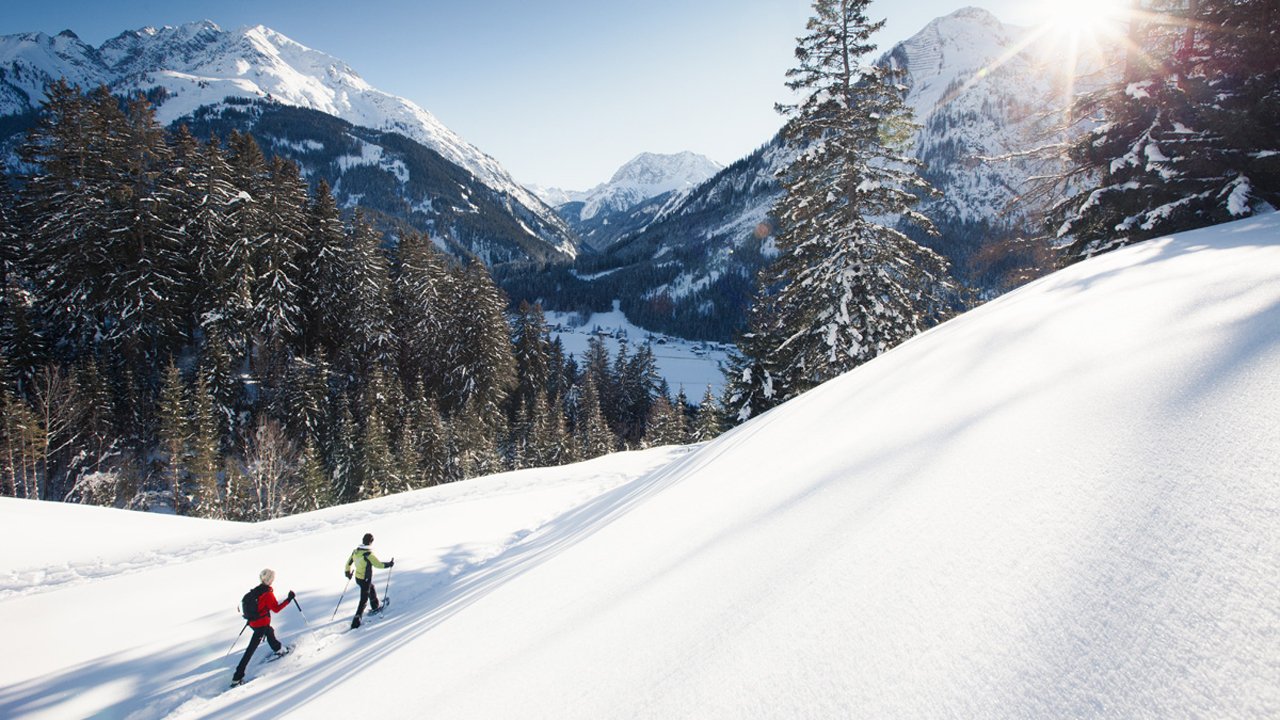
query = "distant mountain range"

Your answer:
(0, 21), (577, 264)
(0, 8), (1116, 341)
